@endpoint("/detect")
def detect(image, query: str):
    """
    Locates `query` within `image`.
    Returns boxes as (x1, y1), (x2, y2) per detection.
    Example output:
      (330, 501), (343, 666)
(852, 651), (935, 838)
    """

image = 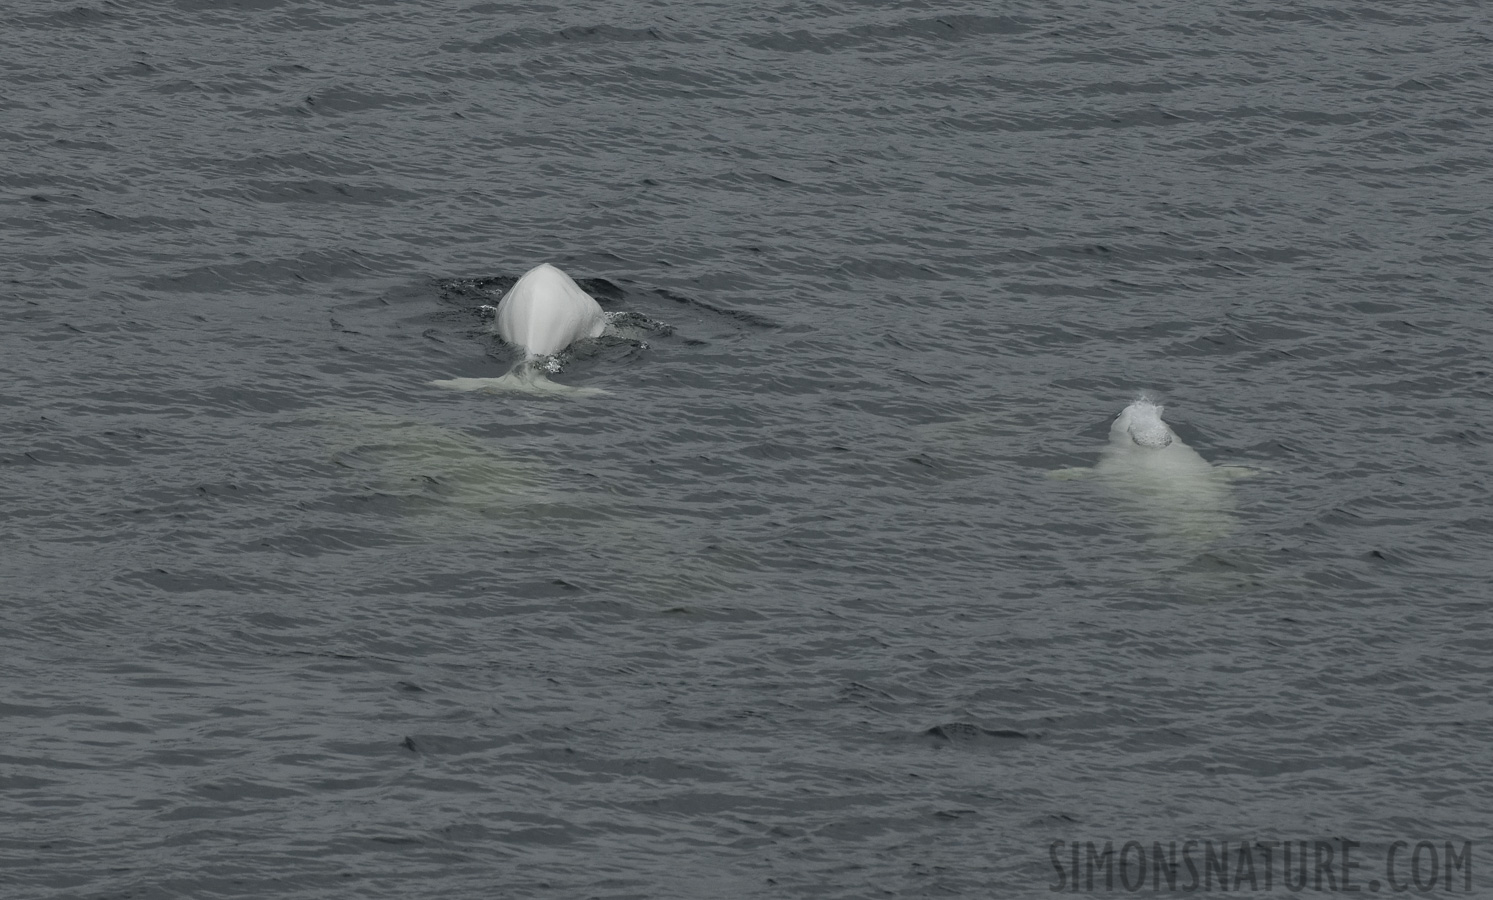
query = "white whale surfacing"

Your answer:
(432, 263), (609, 396)
(1052, 397), (1251, 545)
